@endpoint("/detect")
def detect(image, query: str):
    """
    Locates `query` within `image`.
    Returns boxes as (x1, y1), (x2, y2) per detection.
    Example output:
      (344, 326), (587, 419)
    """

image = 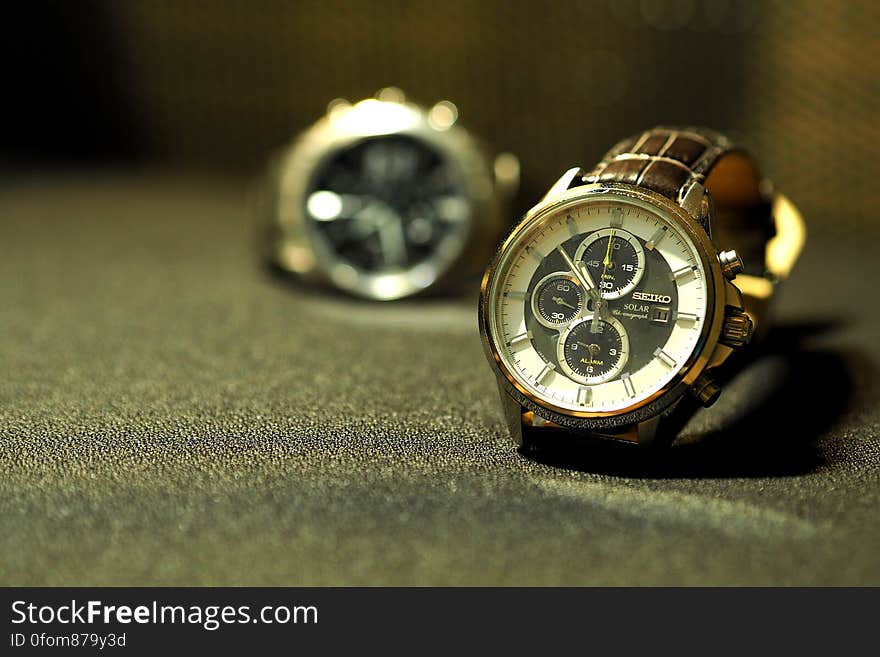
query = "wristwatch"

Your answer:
(479, 126), (806, 449)
(263, 87), (519, 300)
